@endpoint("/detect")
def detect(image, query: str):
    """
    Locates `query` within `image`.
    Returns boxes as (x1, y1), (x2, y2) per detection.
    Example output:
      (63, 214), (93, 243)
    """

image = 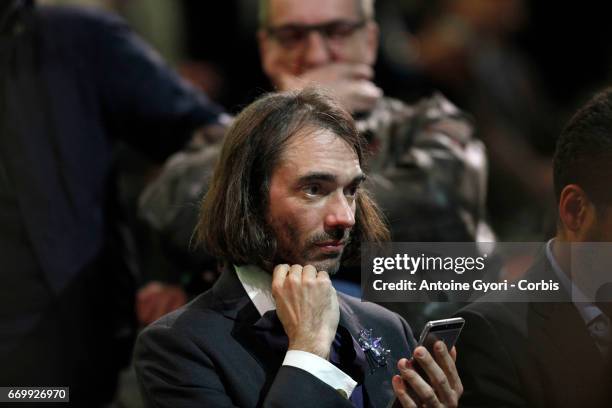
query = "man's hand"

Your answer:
(392, 342), (463, 408)
(276, 63), (383, 114)
(271, 264), (339, 359)
(136, 281), (188, 326)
